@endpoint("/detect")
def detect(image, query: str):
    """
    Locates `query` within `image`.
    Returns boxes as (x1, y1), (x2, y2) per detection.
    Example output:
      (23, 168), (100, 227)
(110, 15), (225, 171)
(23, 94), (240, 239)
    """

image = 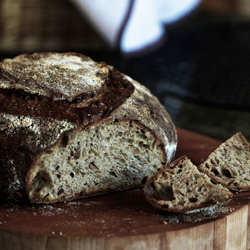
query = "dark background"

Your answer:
(1, 0), (250, 141)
